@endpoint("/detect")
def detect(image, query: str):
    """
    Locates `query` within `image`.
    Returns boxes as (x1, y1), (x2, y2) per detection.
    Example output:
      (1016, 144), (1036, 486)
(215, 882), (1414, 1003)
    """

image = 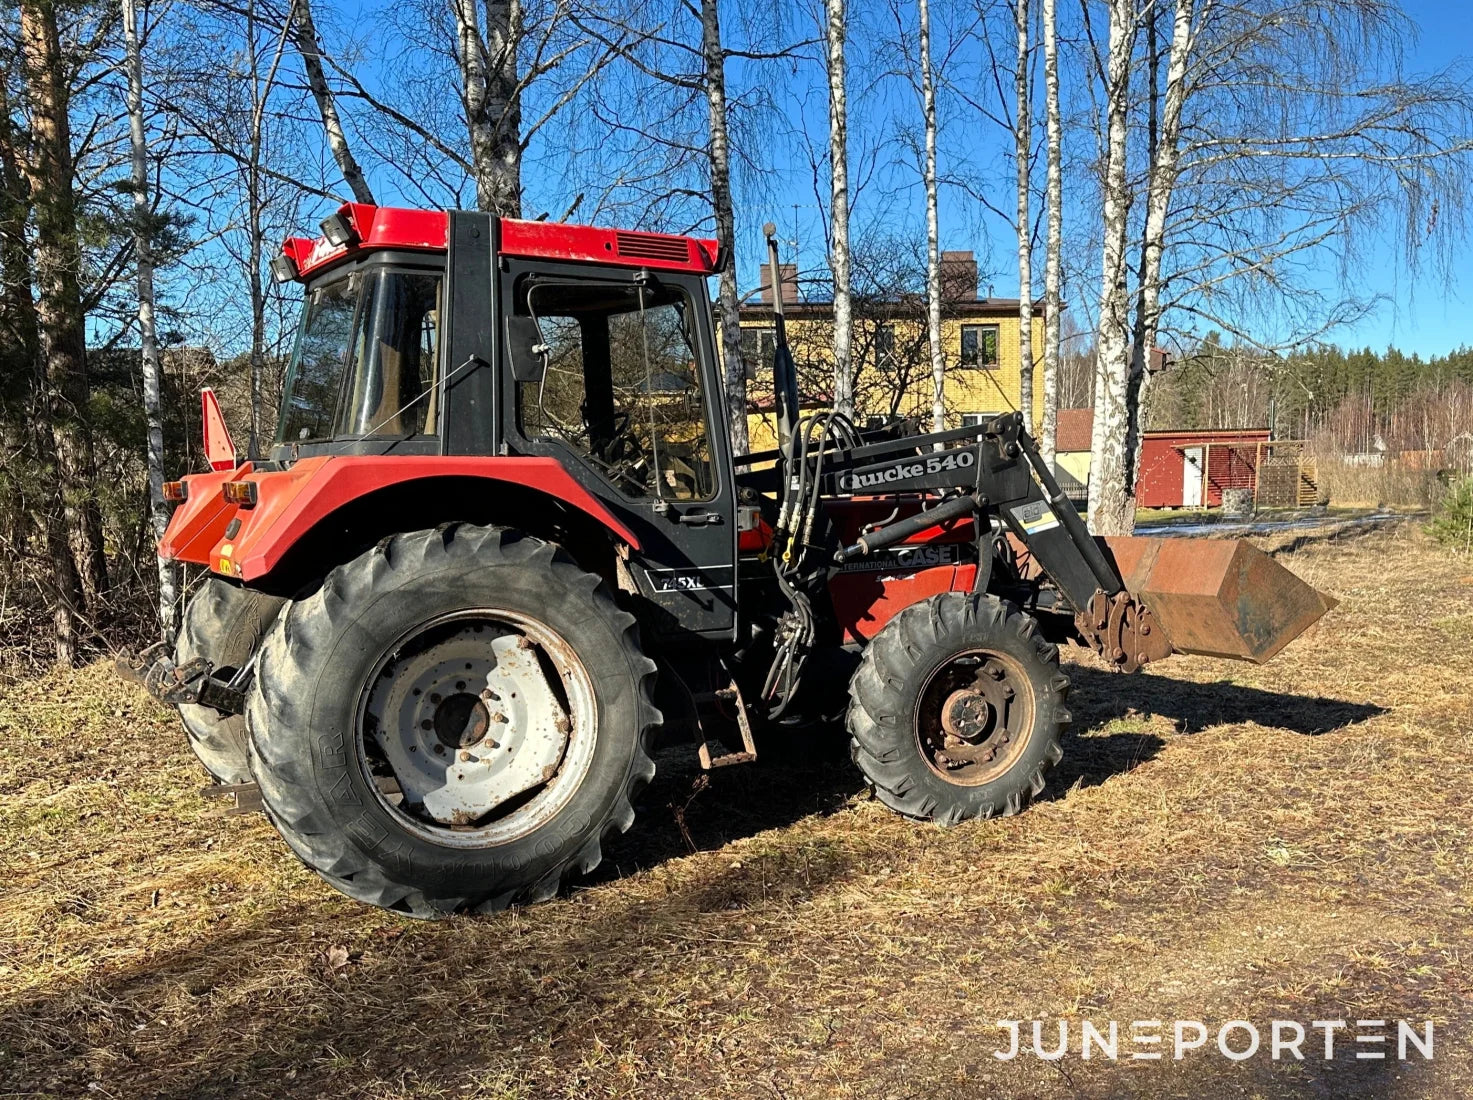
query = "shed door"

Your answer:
(1182, 446), (1204, 507)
